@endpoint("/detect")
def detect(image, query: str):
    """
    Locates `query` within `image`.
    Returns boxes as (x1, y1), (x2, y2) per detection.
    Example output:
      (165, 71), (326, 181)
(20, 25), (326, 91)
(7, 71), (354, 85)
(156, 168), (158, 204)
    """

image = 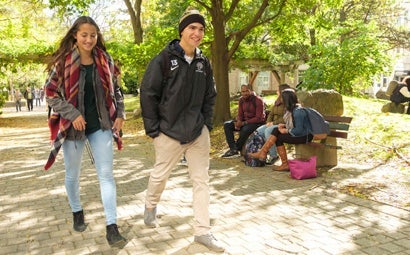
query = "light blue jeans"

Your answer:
(62, 129), (117, 225)
(256, 124), (278, 158)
